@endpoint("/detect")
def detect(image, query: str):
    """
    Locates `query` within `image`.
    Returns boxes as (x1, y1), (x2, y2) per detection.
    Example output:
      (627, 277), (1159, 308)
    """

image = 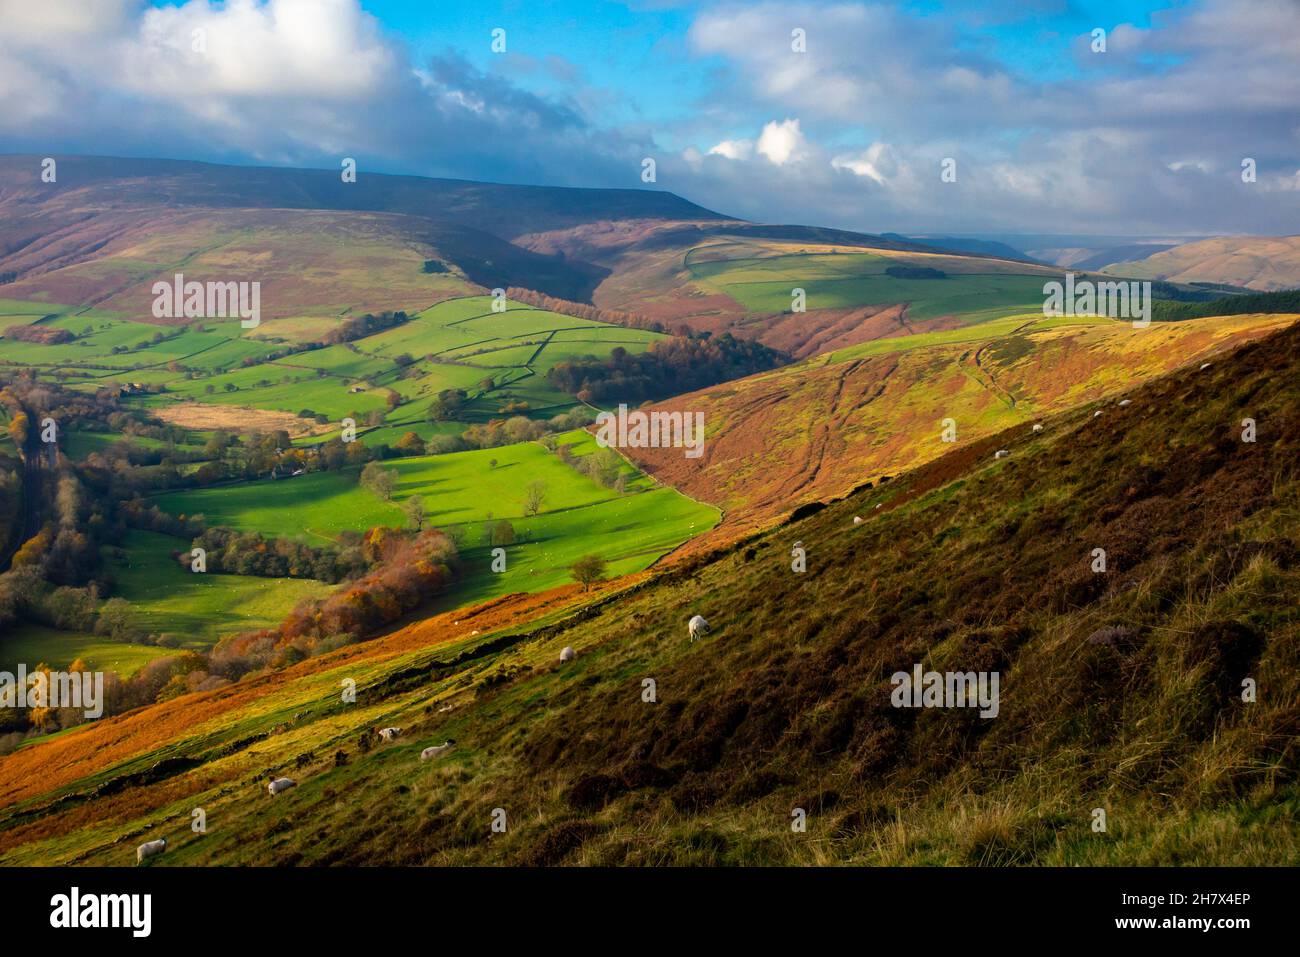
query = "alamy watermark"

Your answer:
(594, 403), (705, 459)
(890, 664), (999, 718)
(1043, 273), (1151, 328)
(151, 272), (261, 328)
(49, 887), (151, 937)
(0, 665), (104, 719)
